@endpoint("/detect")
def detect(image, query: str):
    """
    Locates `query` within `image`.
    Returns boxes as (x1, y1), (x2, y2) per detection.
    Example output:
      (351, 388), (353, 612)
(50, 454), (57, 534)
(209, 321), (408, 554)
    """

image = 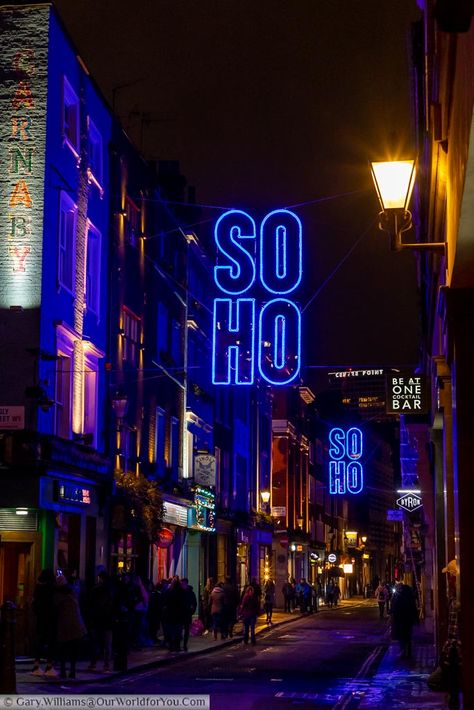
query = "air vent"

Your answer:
(0, 509), (38, 532)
